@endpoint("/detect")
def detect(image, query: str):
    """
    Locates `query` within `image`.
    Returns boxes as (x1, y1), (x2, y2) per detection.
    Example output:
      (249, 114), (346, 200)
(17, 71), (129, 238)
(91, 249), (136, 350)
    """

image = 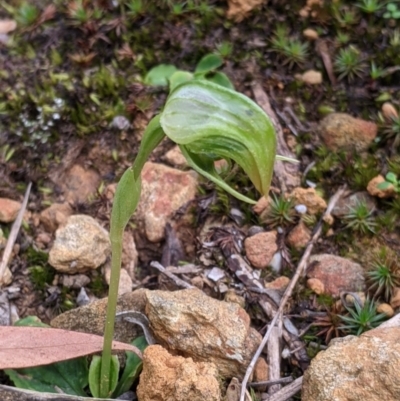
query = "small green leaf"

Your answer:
(377, 181), (391, 190)
(387, 3), (397, 12)
(90, 93), (101, 106)
(393, 11), (400, 18)
(195, 53), (223, 74)
(144, 64), (177, 86)
(169, 70), (194, 92)
(14, 316), (49, 327)
(89, 355), (119, 398)
(206, 71), (234, 89)
(386, 172), (397, 183)
(112, 336), (149, 397)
